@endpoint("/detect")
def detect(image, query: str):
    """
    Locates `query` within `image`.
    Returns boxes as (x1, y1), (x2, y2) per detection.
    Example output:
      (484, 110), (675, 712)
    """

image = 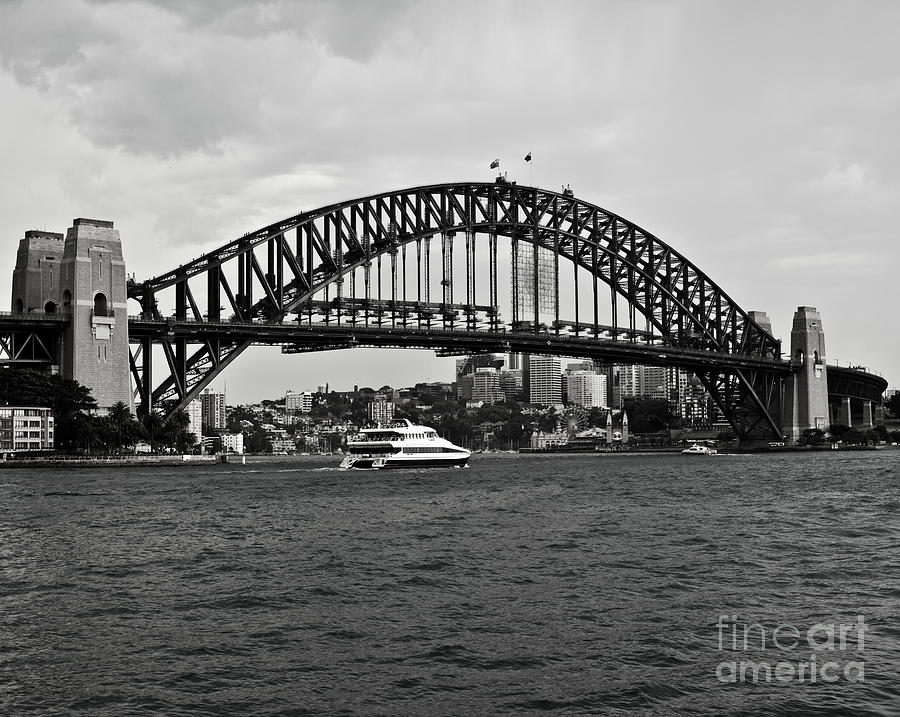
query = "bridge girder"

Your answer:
(128, 182), (788, 440)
